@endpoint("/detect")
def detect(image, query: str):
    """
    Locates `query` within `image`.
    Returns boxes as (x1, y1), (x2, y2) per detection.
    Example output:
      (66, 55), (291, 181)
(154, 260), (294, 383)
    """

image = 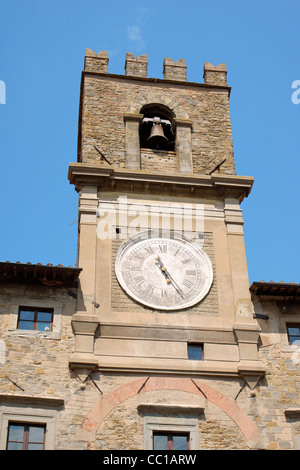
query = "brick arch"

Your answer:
(81, 376), (261, 448)
(126, 92), (189, 120)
